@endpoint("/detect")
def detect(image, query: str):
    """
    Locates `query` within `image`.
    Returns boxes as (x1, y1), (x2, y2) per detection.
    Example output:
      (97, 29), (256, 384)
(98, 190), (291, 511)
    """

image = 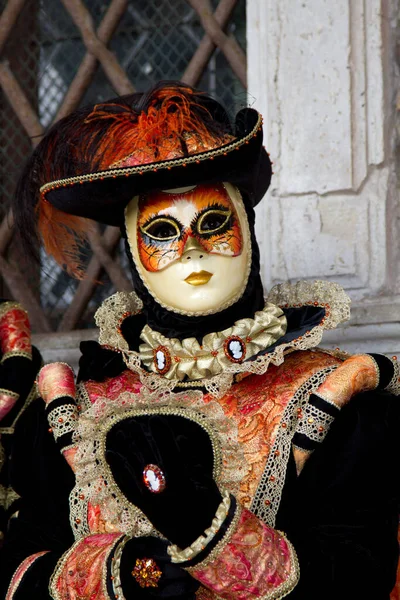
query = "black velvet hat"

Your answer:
(38, 84), (271, 227)
(41, 108), (268, 227)
(15, 81), (272, 278)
